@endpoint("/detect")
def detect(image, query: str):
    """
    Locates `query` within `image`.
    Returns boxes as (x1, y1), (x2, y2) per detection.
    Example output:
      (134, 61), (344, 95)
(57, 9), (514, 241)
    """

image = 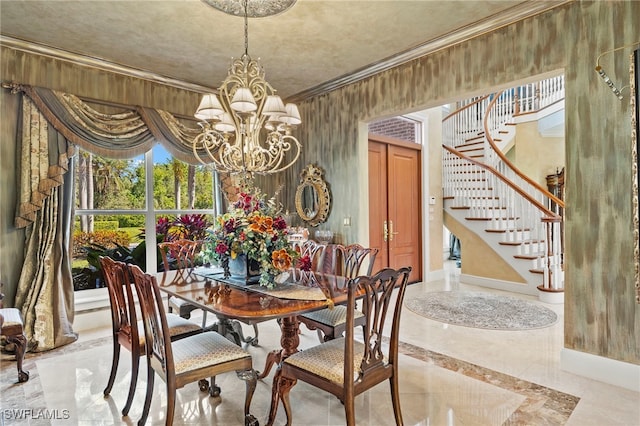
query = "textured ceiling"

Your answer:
(0, 0), (566, 102)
